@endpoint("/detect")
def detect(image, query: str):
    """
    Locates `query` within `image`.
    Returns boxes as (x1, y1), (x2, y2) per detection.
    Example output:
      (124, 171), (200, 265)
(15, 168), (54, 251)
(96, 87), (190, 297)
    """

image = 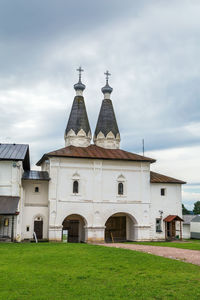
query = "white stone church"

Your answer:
(0, 69), (185, 243)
